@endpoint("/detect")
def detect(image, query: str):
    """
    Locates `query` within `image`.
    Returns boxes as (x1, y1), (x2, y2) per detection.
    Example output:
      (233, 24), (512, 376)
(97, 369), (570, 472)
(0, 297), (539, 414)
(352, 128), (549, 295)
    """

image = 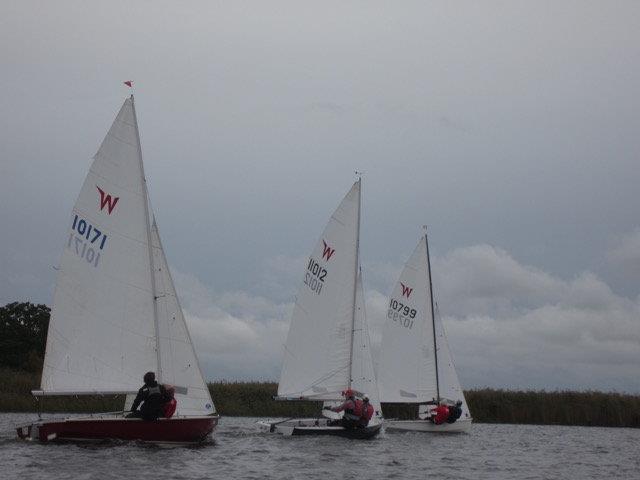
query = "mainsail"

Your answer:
(277, 181), (361, 401)
(41, 98), (156, 394)
(39, 97), (214, 415)
(378, 238), (438, 403)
